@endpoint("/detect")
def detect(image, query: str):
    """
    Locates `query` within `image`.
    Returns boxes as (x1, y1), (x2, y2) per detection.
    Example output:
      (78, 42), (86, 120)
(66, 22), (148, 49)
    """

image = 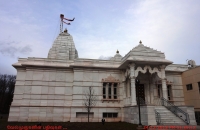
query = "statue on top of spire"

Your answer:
(60, 14), (75, 33)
